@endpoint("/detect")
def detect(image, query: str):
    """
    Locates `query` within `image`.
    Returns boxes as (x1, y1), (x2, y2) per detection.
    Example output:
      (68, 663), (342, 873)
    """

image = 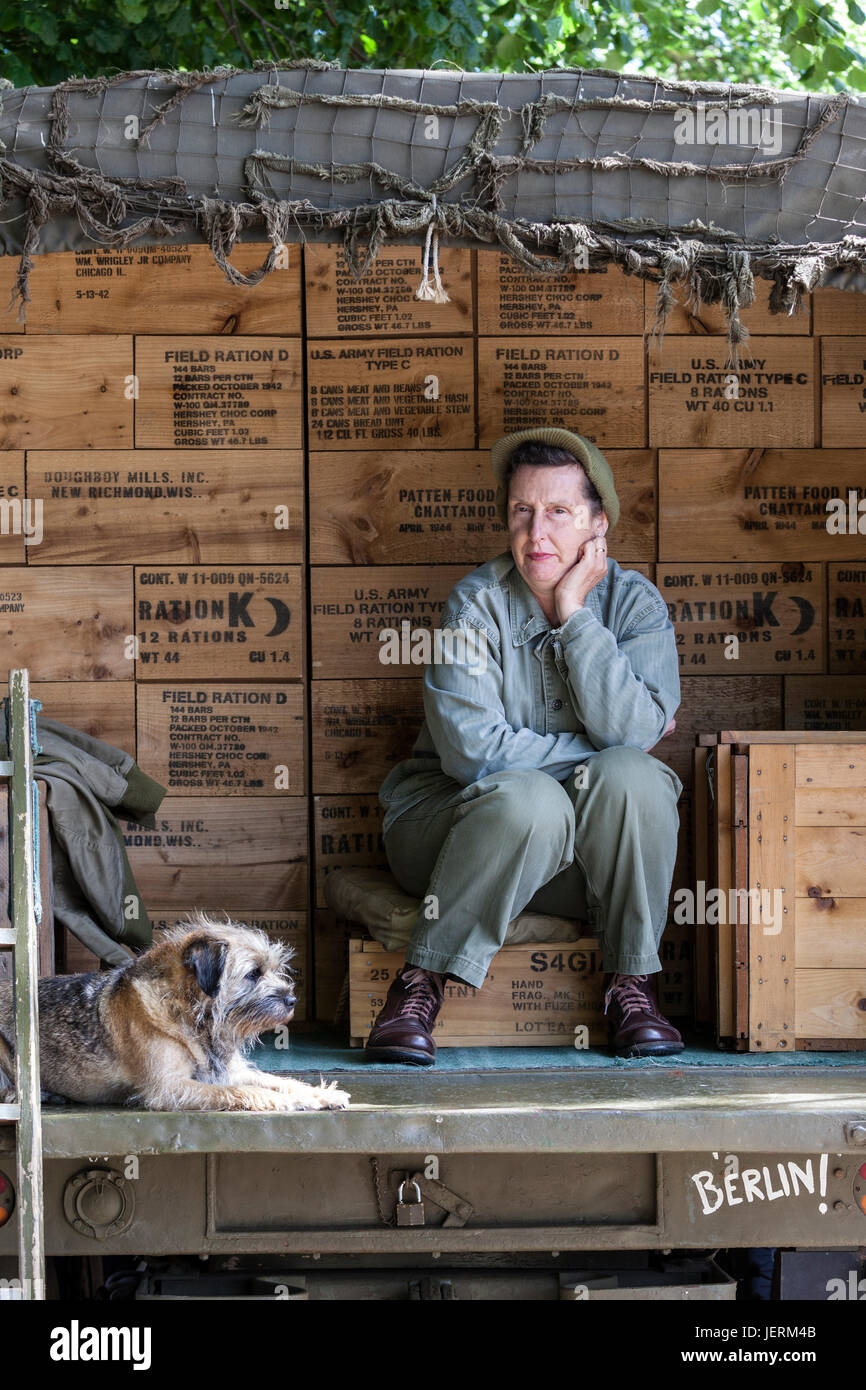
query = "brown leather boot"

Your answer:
(603, 972), (684, 1058)
(364, 965), (445, 1065)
